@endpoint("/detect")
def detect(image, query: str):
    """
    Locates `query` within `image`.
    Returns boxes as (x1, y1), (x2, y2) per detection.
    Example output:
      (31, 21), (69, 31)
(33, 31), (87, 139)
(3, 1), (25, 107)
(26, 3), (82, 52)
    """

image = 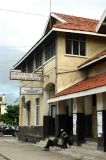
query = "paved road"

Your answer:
(0, 136), (74, 160)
